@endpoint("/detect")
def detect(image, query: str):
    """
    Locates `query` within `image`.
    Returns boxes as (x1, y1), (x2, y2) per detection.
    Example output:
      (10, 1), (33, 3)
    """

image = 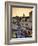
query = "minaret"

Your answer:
(23, 13), (25, 17)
